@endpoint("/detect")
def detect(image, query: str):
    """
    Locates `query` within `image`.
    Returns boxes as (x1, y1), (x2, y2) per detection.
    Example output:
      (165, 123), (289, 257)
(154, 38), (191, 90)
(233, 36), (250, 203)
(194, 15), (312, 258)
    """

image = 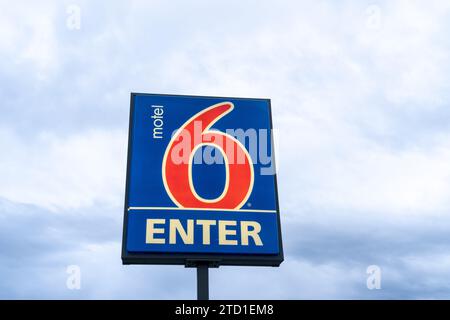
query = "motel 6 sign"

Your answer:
(121, 93), (283, 266)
